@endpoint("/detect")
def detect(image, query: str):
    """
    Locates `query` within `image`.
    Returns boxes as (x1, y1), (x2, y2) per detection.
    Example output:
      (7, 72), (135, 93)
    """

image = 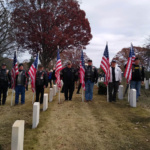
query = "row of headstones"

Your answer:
(118, 85), (136, 107)
(11, 81), (64, 150)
